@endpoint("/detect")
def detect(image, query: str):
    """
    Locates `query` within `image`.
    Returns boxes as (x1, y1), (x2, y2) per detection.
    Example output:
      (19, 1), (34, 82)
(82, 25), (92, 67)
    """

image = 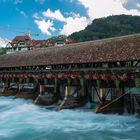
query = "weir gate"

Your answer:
(0, 34), (140, 114)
